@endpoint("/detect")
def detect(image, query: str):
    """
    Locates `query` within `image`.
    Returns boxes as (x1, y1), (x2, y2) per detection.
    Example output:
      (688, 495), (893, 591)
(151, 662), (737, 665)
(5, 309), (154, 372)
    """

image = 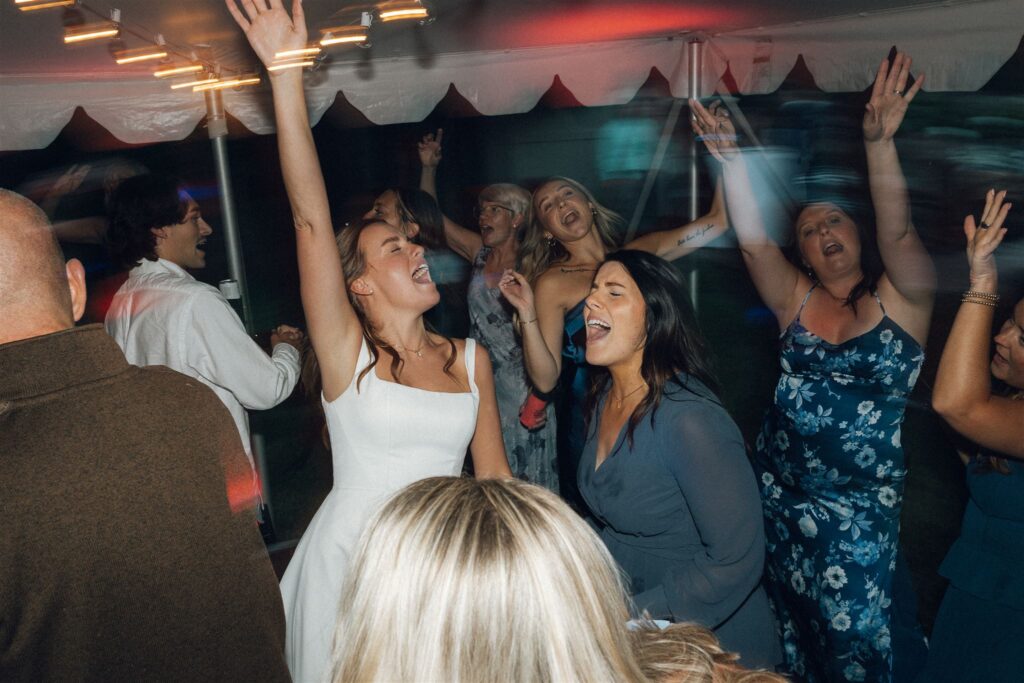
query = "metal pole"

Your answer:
(687, 39), (703, 313)
(205, 89), (254, 332)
